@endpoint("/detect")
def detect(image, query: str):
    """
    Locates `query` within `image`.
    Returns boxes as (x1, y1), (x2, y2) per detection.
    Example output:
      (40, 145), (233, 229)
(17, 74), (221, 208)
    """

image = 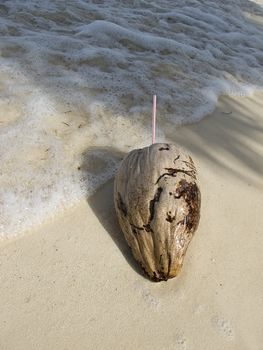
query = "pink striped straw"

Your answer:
(152, 94), (157, 144)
